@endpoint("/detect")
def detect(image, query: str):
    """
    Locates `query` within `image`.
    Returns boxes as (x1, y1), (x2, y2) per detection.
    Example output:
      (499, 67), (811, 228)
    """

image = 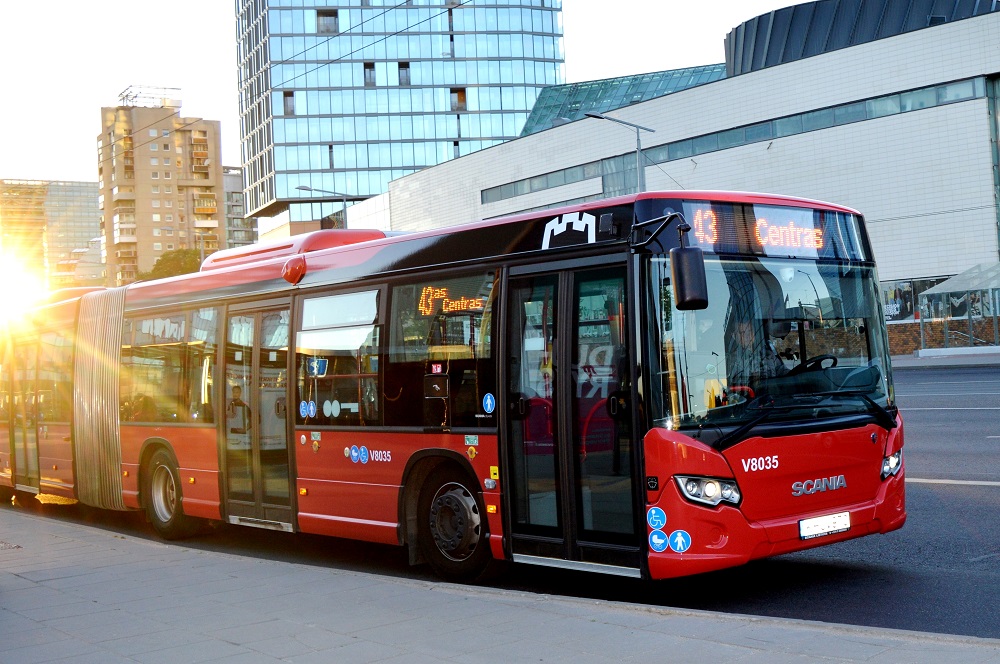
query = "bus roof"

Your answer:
(120, 191), (862, 310)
